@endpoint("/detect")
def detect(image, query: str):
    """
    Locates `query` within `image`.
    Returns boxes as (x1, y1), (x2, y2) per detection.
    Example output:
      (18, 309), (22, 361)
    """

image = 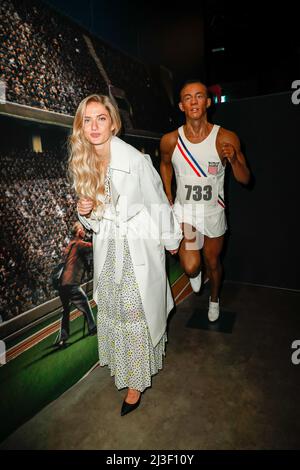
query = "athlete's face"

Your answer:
(83, 101), (114, 146)
(179, 83), (211, 120)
